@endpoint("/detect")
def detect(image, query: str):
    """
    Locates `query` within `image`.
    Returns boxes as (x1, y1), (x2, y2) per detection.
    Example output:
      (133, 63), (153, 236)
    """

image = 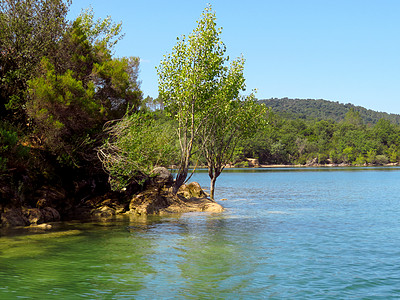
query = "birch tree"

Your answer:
(157, 5), (236, 194)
